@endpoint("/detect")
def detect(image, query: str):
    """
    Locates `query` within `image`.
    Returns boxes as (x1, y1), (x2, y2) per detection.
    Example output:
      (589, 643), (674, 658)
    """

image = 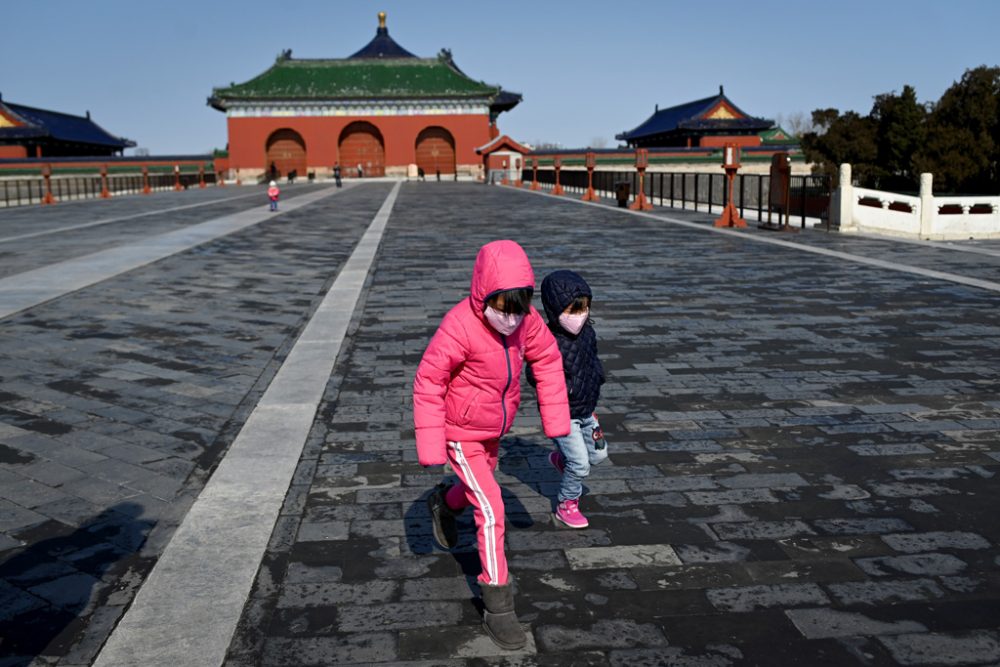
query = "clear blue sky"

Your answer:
(2, 0), (997, 155)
